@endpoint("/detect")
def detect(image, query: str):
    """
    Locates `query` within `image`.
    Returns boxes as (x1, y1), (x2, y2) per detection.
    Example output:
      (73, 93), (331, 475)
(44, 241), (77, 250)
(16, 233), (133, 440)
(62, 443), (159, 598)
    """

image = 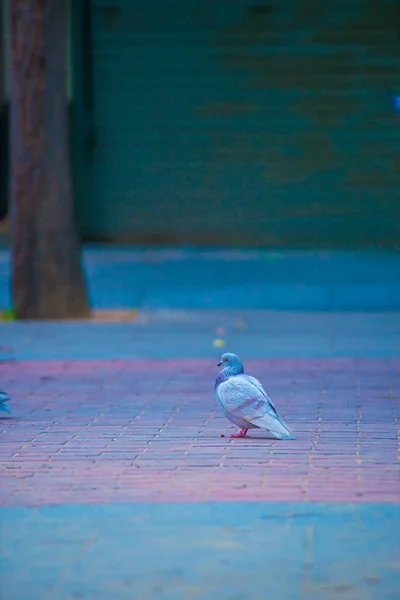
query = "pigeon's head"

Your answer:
(217, 353), (244, 373)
